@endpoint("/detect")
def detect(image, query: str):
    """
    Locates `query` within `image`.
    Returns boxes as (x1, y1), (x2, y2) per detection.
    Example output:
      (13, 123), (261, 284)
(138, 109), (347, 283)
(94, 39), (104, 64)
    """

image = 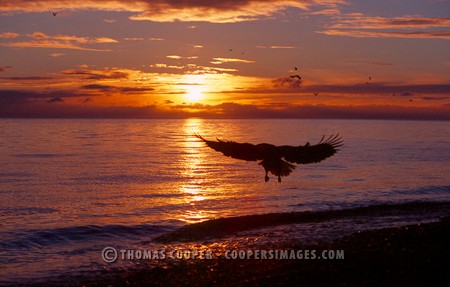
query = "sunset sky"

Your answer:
(1, 0), (449, 119)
